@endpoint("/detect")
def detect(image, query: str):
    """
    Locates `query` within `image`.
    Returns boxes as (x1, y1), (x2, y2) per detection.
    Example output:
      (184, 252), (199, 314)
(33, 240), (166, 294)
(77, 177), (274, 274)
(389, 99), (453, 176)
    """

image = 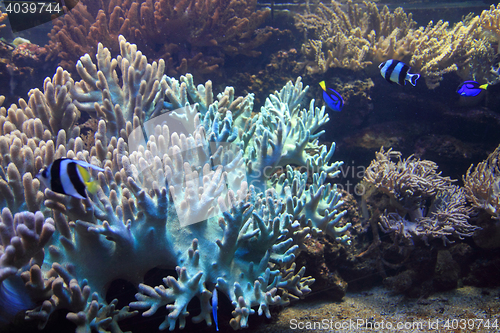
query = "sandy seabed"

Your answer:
(251, 286), (500, 333)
